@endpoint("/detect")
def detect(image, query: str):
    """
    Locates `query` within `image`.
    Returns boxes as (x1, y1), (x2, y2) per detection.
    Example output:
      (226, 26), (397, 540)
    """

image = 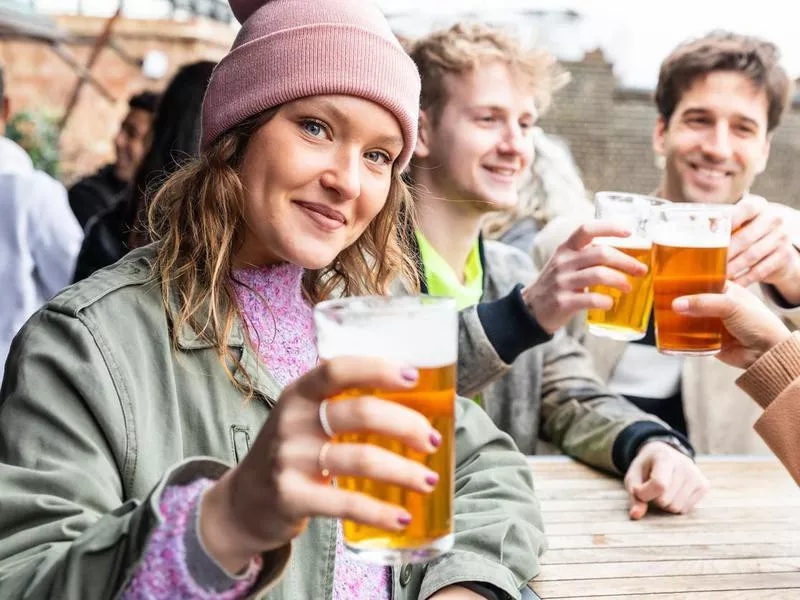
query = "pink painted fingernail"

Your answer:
(397, 513), (412, 526)
(400, 368), (419, 383)
(425, 473), (439, 487)
(429, 431), (442, 448)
